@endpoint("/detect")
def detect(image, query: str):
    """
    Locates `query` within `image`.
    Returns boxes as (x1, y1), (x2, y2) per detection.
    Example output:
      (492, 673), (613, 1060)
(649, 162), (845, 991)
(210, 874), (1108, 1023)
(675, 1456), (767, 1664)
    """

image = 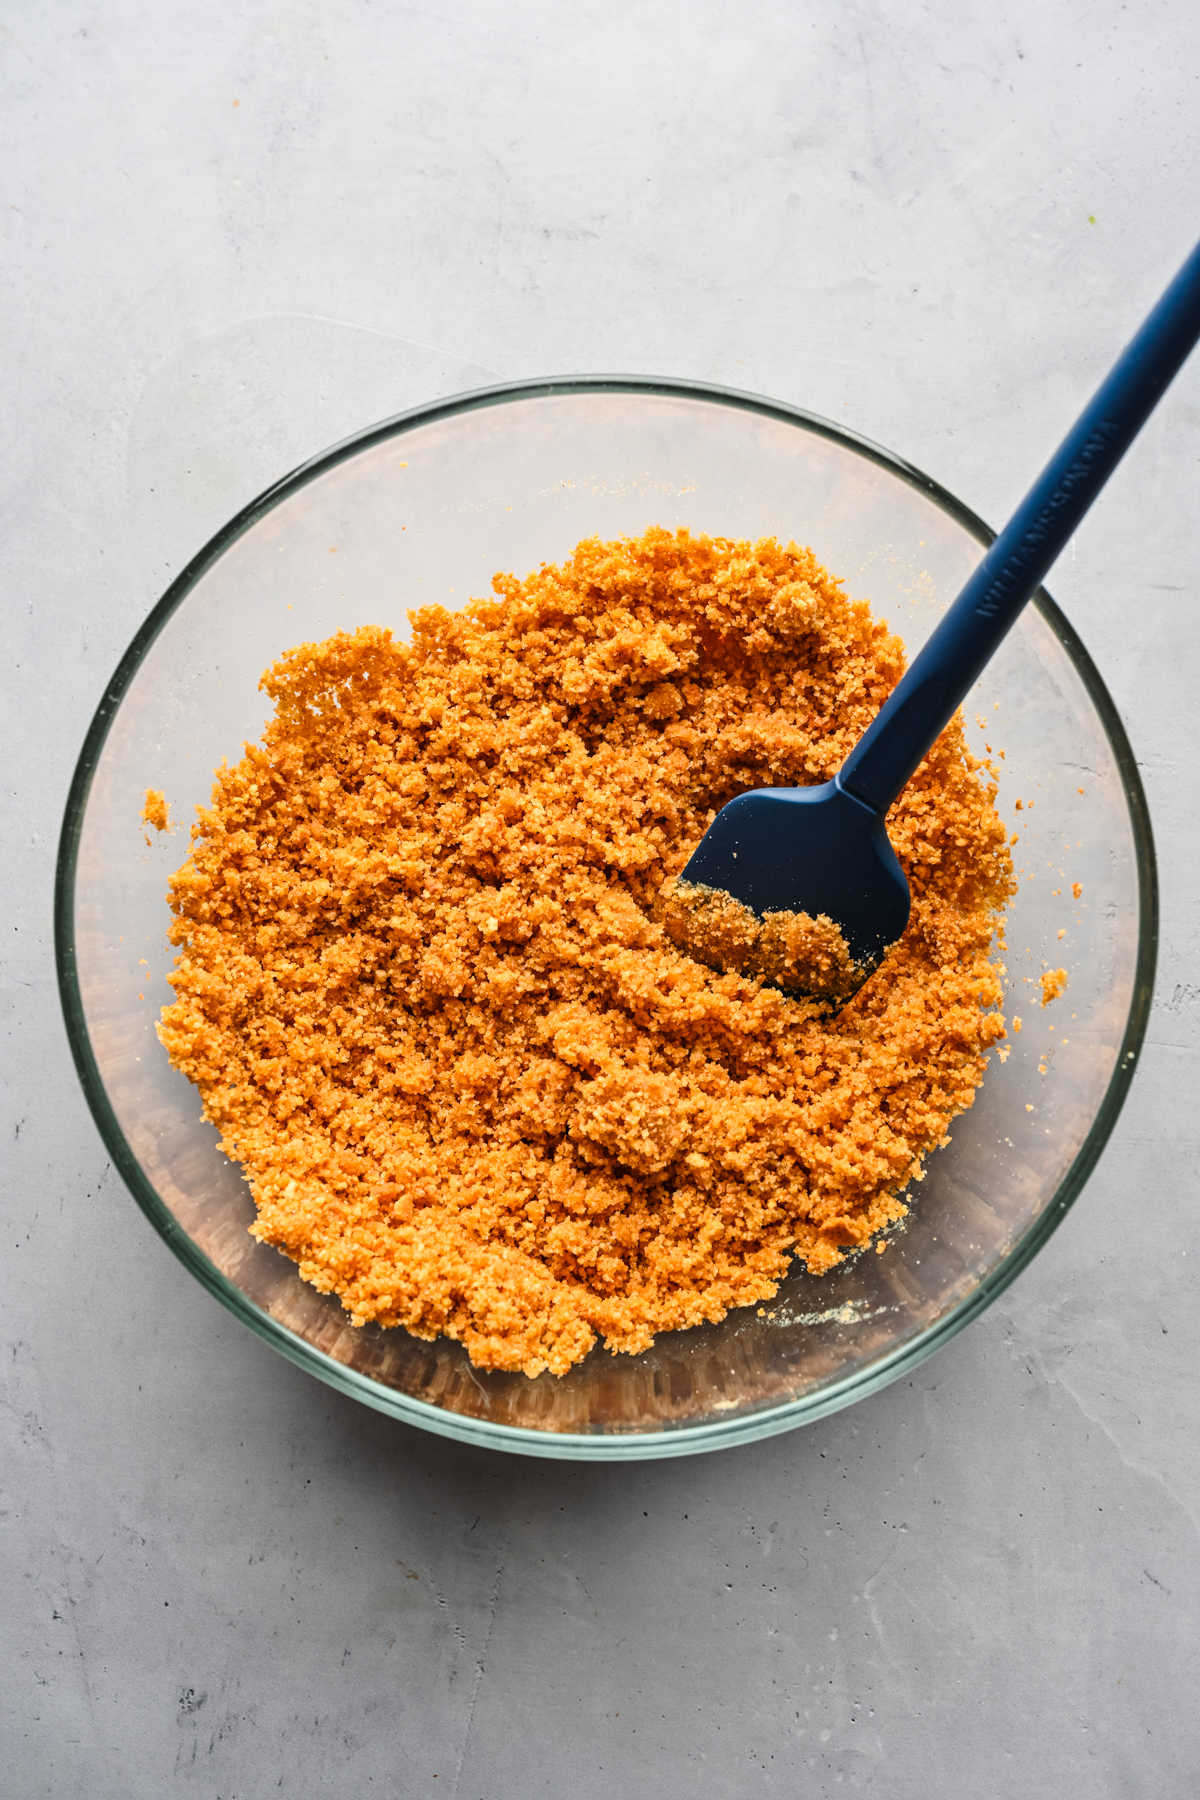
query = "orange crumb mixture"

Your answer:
(1040, 967), (1068, 1006)
(141, 788), (170, 832)
(661, 881), (864, 1002)
(158, 529), (1014, 1376)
